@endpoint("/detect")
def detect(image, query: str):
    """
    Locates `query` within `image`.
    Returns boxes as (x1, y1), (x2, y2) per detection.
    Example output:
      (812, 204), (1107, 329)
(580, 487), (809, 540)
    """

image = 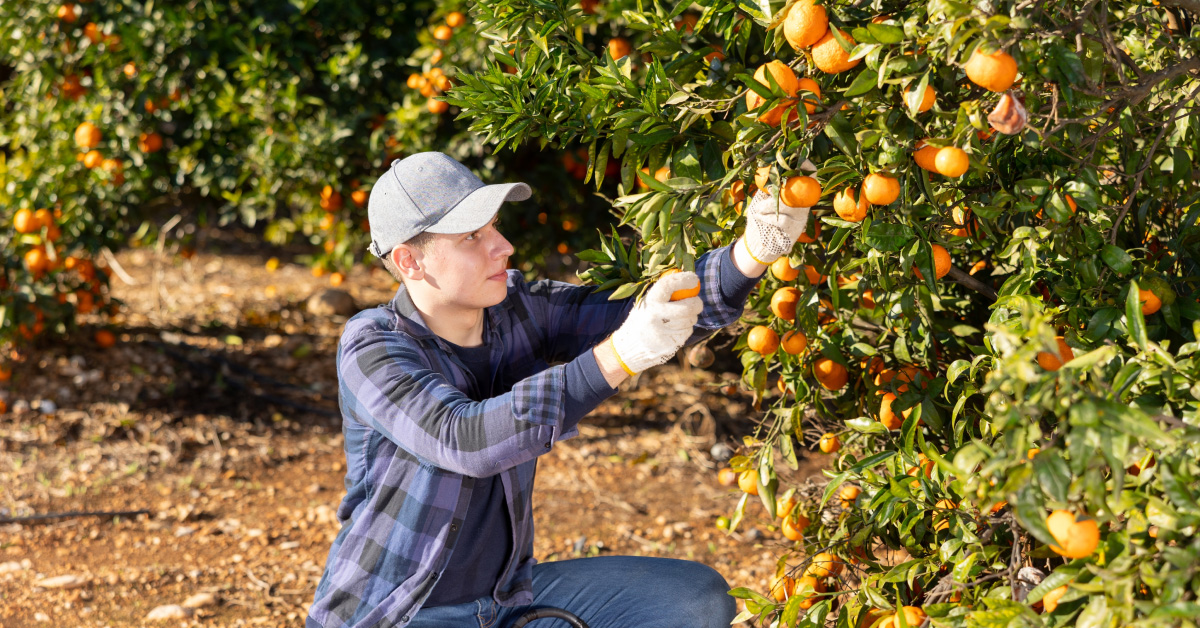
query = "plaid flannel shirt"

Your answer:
(307, 244), (749, 628)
